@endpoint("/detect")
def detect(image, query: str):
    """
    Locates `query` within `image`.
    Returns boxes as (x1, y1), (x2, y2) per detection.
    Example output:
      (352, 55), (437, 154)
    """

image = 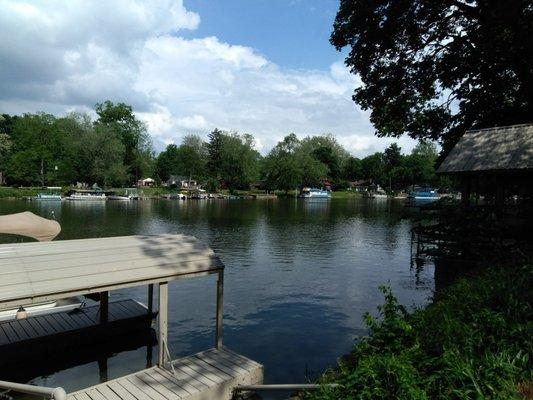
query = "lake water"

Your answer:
(0, 198), (434, 399)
